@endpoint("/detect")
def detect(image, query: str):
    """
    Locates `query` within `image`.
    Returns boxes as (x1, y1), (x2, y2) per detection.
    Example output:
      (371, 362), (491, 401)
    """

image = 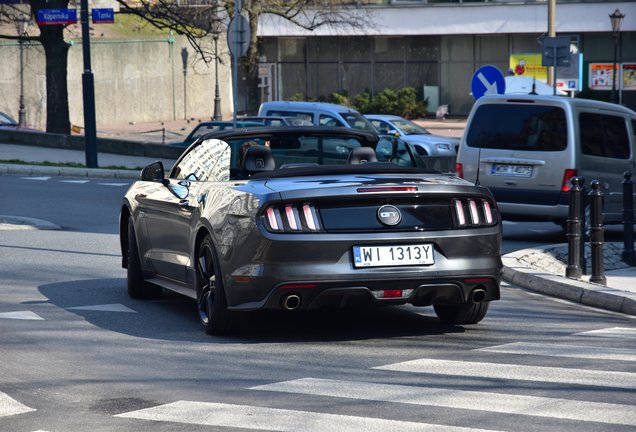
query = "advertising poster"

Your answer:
(623, 64), (636, 91)
(589, 63), (617, 90)
(509, 54), (548, 82)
